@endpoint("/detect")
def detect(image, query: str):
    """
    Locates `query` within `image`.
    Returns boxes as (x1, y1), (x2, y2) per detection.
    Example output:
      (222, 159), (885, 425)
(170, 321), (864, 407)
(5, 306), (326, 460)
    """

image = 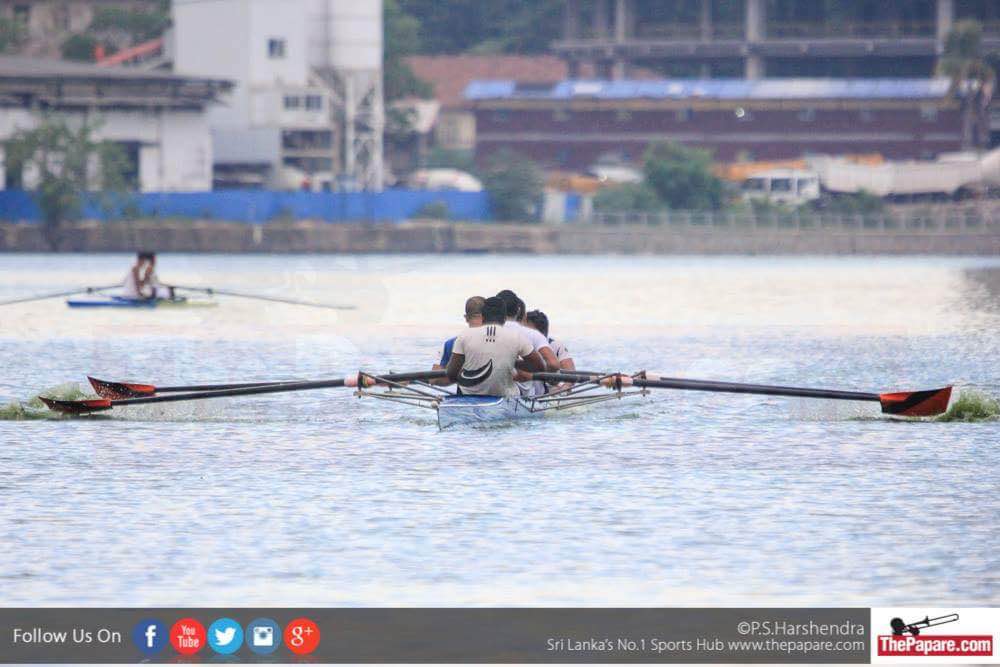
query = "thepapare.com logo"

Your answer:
(877, 613), (994, 657)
